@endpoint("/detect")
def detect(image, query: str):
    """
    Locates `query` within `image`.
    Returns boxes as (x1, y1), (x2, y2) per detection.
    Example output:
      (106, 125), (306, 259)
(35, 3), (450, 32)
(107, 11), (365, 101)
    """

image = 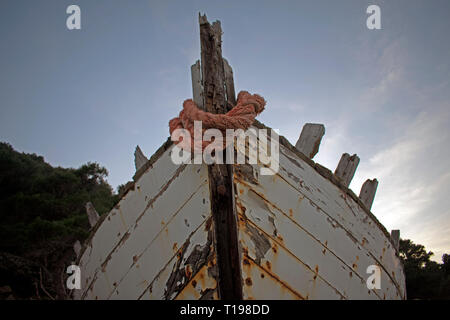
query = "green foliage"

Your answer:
(400, 239), (450, 299)
(0, 142), (118, 255)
